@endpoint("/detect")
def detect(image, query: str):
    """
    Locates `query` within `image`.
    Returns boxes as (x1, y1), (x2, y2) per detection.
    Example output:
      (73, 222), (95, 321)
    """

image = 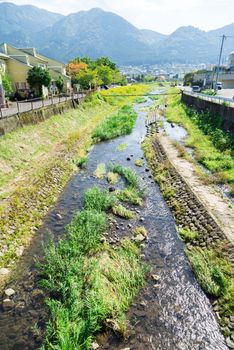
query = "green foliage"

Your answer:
(183, 72), (194, 86)
(92, 105), (137, 142)
(39, 183), (146, 349)
(166, 91), (234, 190)
(97, 65), (113, 85)
(202, 89), (216, 96)
(116, 187), (143, 206)
(107, 172), (119, 185)
(134, 97), (147, 104)
(187, 247), (231, 297)
(133, 226), (148, 238)
(27, 66), (51, 96)
(109, 163), (140, 189)
(134, 159), (144, 167)
(2, 74), (13, 95)
(112, 204), (135, 219)
(84, 186), (117, 212)
(94, 163), (106, 179)
(76, 156), (88, 168)
(56, 75), (64, 93)
(178, 227), (199, 242)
